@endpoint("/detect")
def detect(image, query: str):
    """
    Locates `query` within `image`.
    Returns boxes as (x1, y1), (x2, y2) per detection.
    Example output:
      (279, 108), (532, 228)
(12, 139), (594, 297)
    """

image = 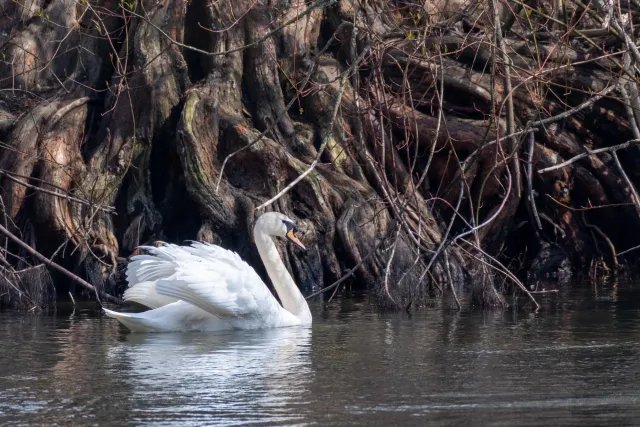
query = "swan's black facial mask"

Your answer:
(282, 220), (305, 250)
